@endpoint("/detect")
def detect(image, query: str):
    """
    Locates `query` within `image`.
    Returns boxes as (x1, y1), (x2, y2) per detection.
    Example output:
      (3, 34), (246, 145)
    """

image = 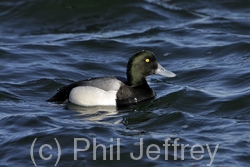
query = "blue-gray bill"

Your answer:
(155, 63), (176, 77)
